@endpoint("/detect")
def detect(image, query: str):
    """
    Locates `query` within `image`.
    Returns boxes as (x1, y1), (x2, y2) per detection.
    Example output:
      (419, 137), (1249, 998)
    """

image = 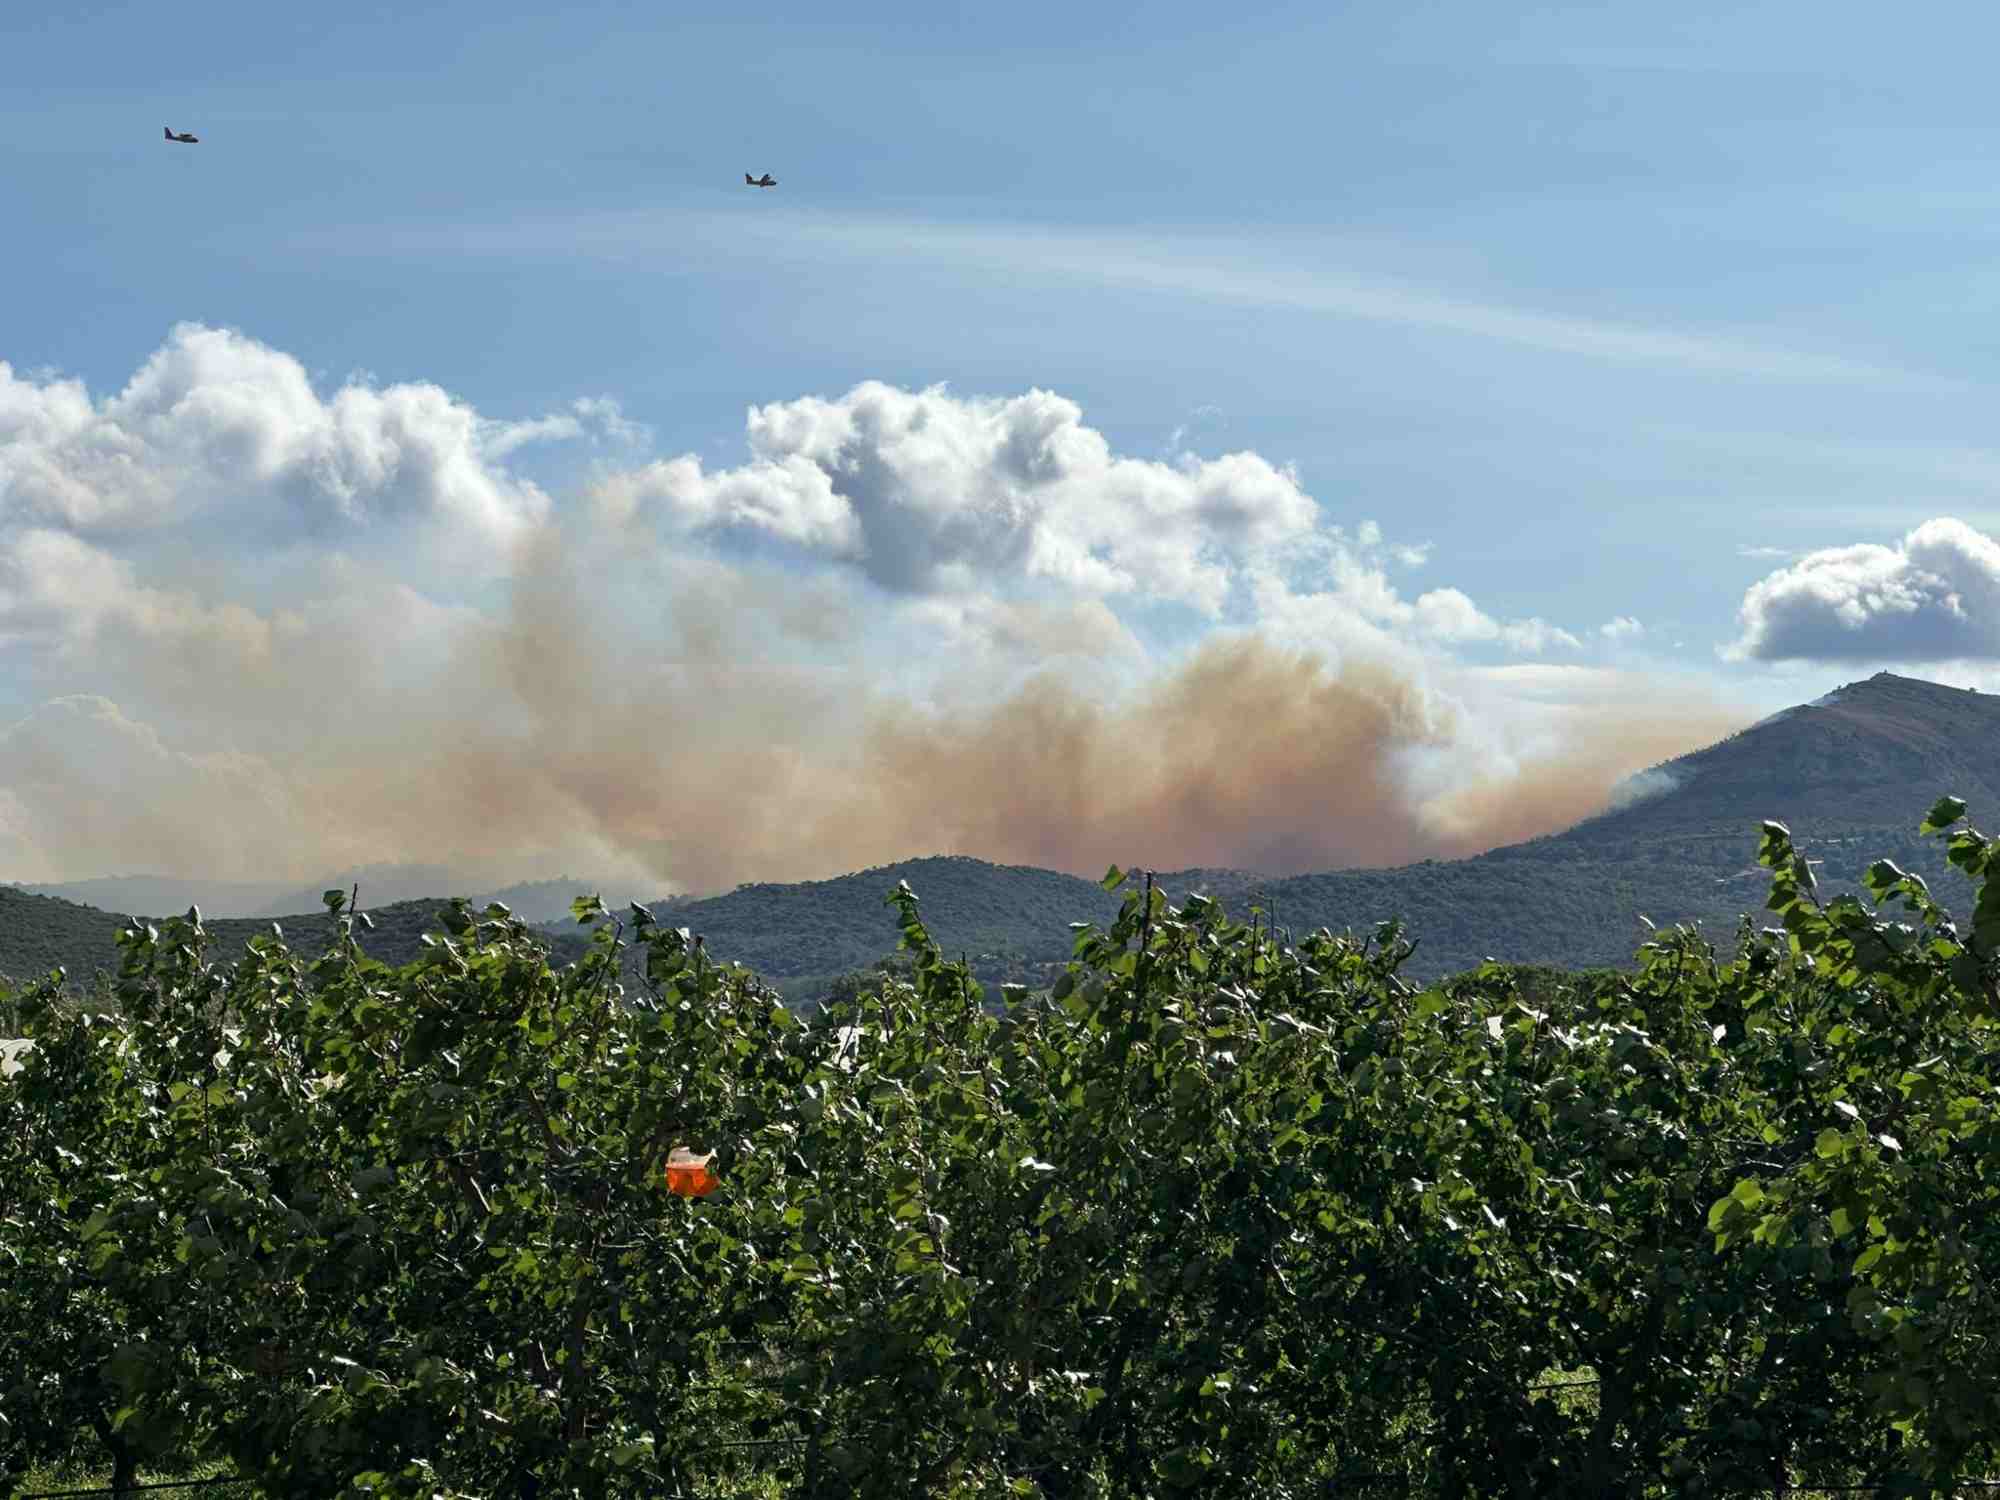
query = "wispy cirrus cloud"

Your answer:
(321, 208), (1949, 390)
